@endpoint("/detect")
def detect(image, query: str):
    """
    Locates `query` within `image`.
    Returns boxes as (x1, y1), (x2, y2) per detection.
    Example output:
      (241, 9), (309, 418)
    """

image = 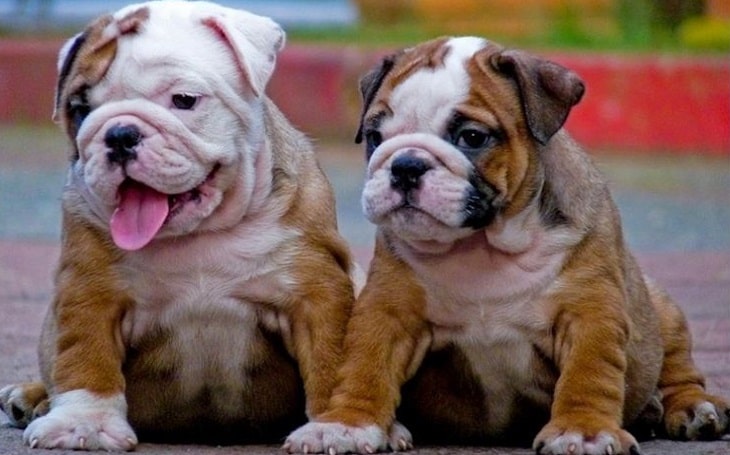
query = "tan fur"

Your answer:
(1, 4), (357, 448)
(45, 213), (128, 396)
(324, 233), (431, 428)
(301, 37), (729, 453)
(38, 101), (354, 432)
